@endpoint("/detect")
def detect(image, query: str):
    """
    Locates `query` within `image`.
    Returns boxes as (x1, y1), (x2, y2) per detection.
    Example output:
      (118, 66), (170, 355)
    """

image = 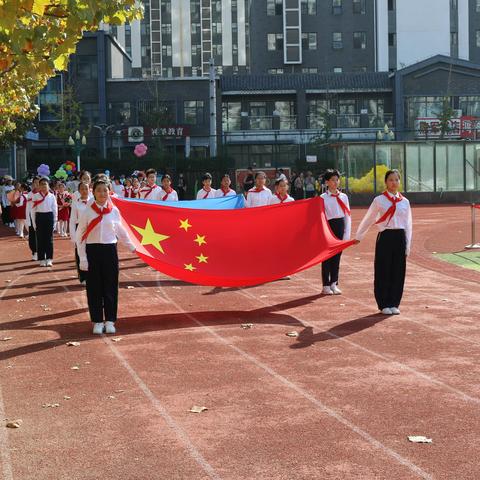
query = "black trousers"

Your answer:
(374, 229), (407, 310)
(322, 217), (345, 286)
(28, 216), (37, 254)
(2, 205), (11, 225)
(36, 212), (54, 260)
(85, 243), (119, 323)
